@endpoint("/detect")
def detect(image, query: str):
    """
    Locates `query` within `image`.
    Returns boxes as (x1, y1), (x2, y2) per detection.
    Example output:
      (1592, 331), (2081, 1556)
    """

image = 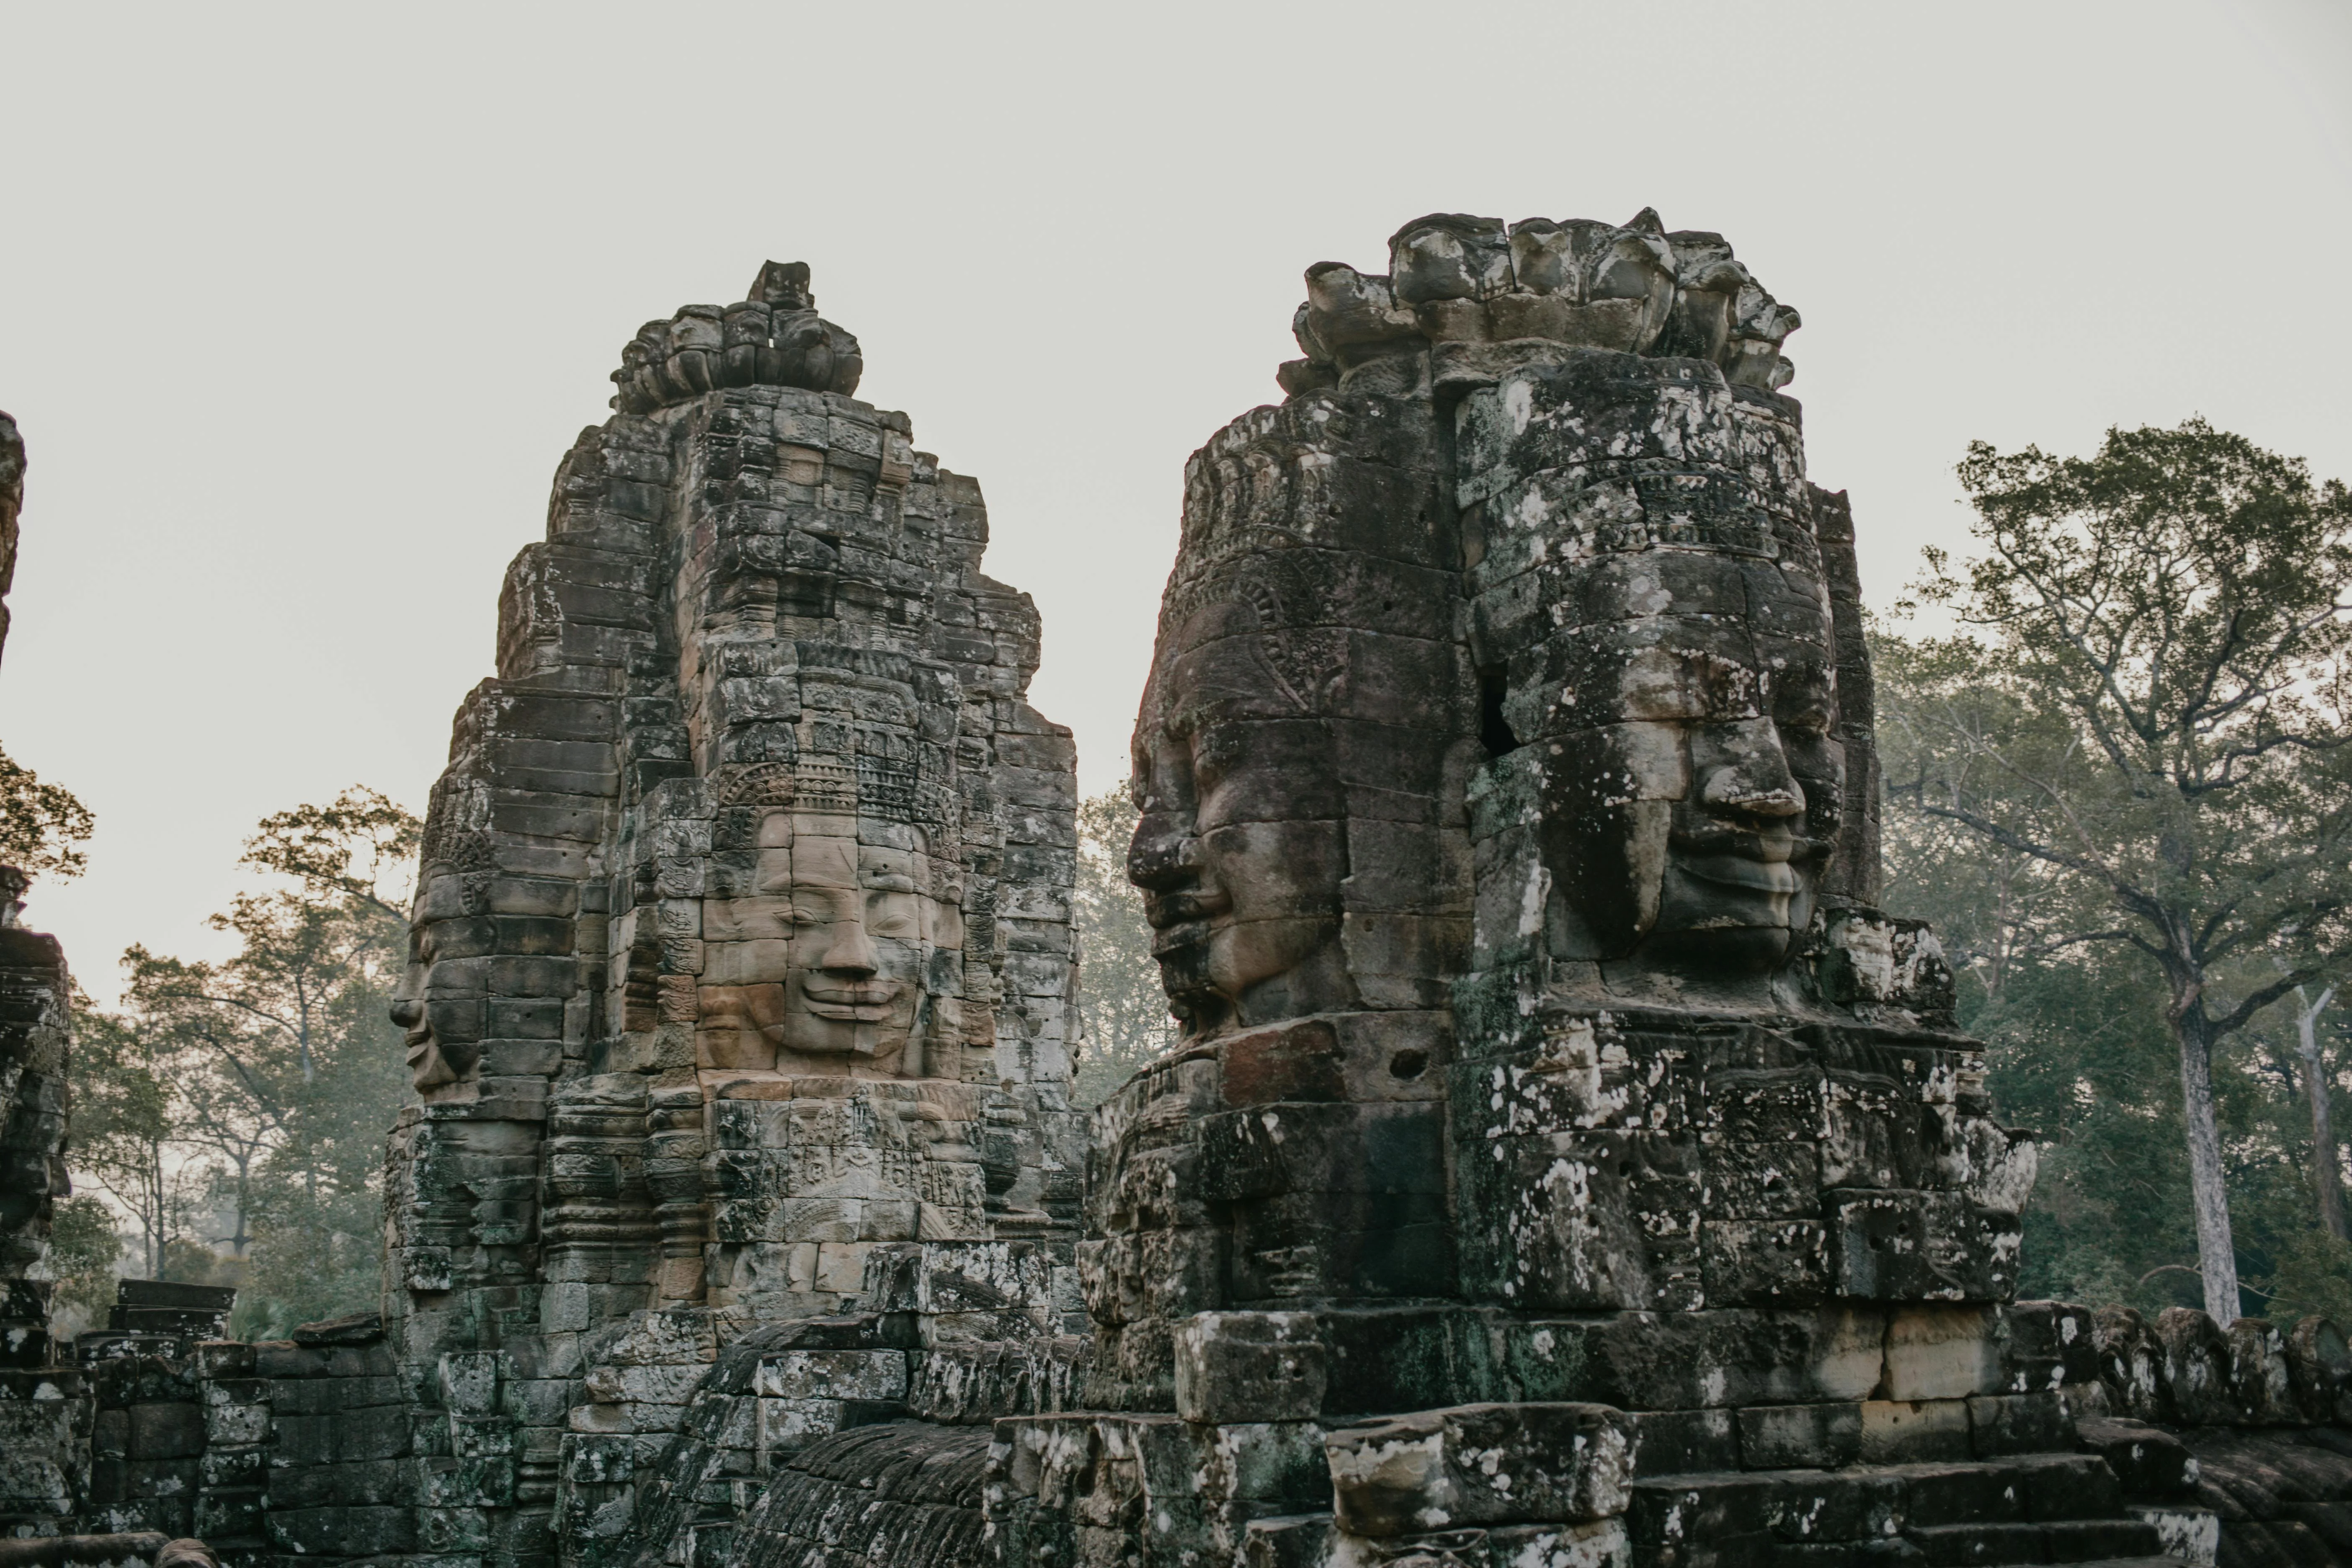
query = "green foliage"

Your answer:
(44, 1194), (124, 1338)
(0, 743), (92, 884)
(66, 787), (418, 1338)
(1072, 783), (1175, 1107)
(65, 993), (196, 1281)
(243, 785), (420, 922)
(1882, 418), (2352, 1319)
(2260, 1226), (2352, 1325)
